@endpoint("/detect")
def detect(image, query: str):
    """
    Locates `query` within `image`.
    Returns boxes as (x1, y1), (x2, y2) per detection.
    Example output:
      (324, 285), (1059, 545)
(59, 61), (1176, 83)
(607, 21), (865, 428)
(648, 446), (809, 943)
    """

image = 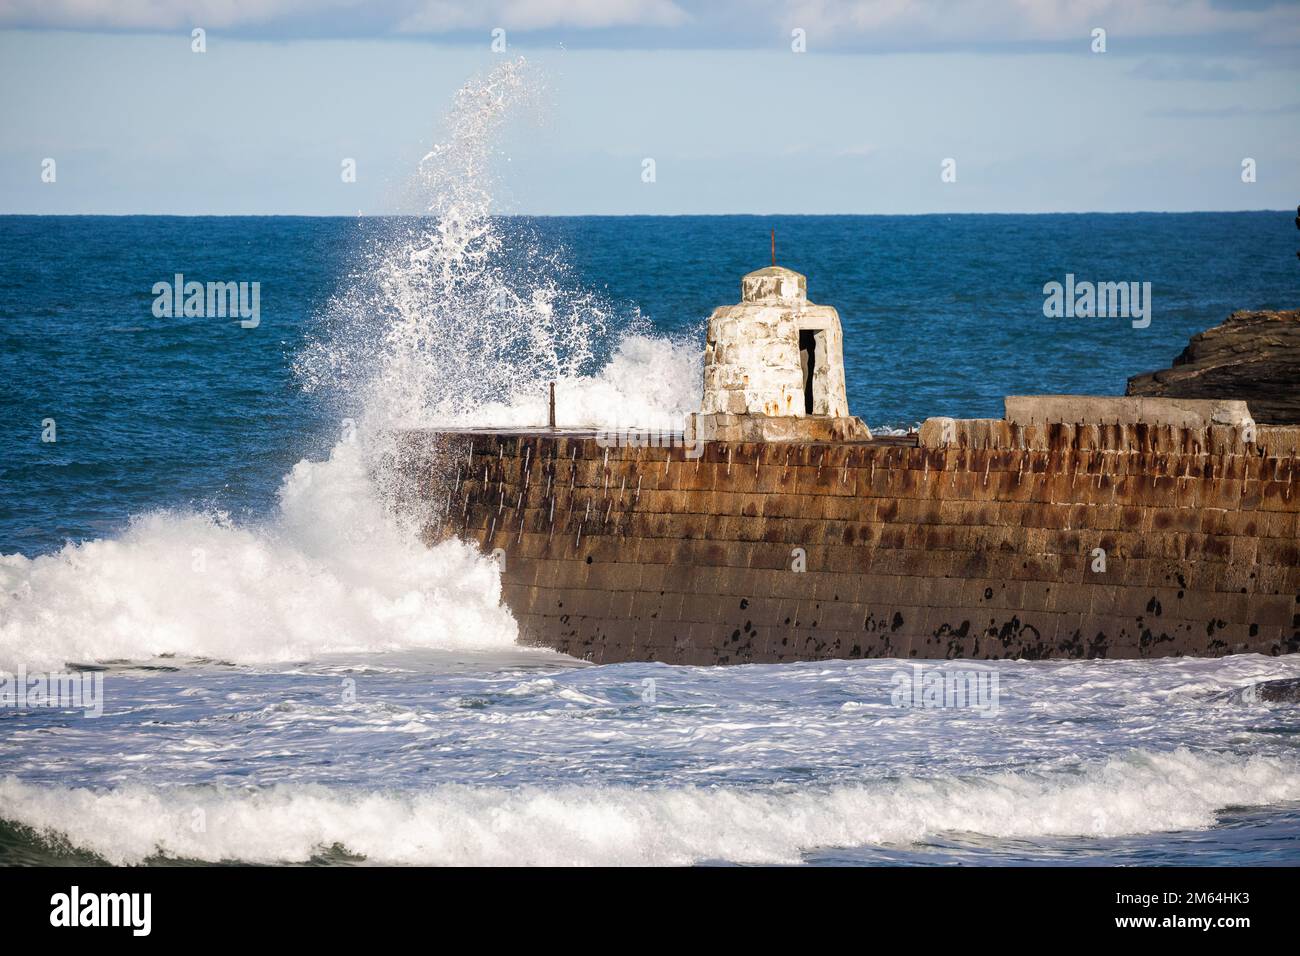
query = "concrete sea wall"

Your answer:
(397, 421), (1300, 664)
